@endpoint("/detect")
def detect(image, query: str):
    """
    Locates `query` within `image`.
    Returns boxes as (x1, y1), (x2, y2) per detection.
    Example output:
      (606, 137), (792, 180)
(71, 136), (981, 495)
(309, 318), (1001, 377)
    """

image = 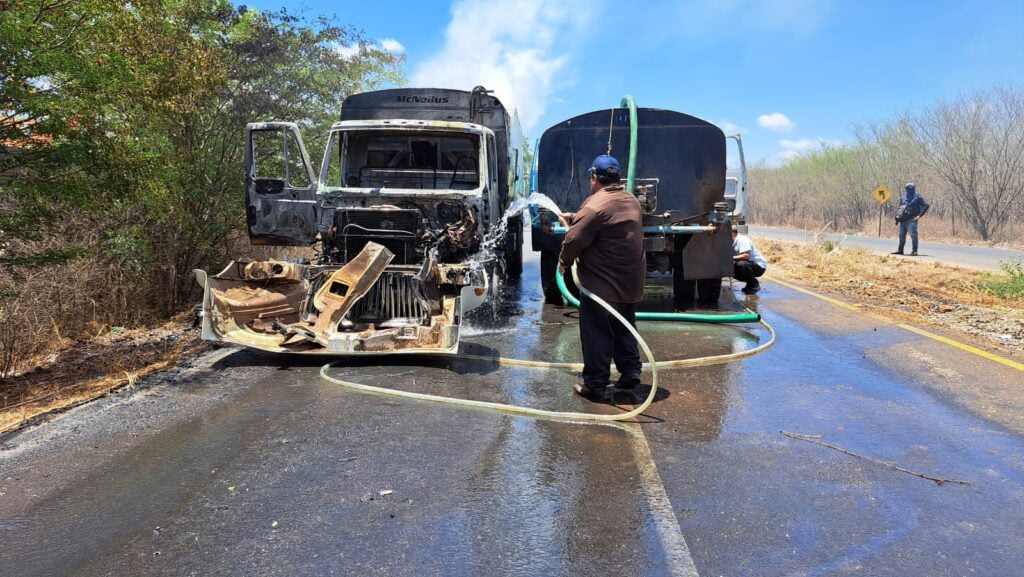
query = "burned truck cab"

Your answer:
(318, 119), (497, 266)
(195, 87), (524, 355)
